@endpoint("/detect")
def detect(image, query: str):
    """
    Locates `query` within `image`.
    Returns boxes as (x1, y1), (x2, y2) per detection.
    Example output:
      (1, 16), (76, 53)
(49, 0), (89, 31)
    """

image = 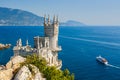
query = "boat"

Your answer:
(96, 55), (108, 65)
